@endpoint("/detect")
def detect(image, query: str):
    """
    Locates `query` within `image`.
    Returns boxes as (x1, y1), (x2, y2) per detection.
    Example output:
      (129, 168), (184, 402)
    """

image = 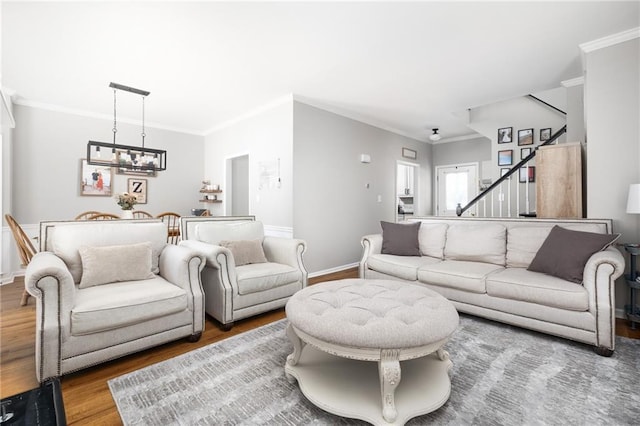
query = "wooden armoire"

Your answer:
(536, 142), (583, 218)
